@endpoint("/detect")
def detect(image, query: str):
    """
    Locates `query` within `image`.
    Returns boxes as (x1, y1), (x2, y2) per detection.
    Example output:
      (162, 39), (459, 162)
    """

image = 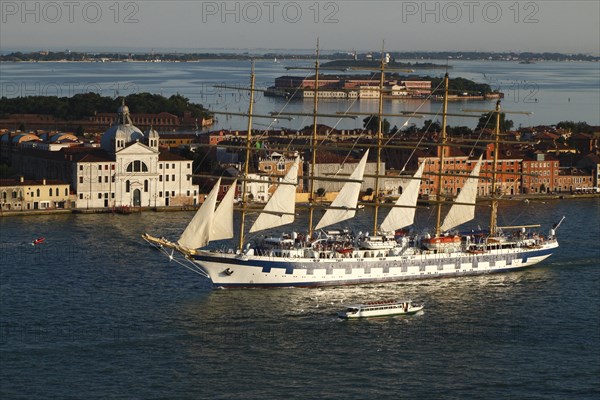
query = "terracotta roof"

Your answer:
(0, 178), (69, 187)
(158, 150), (188, 161)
